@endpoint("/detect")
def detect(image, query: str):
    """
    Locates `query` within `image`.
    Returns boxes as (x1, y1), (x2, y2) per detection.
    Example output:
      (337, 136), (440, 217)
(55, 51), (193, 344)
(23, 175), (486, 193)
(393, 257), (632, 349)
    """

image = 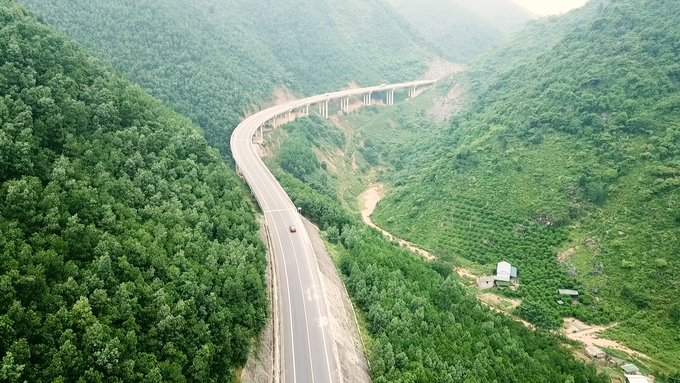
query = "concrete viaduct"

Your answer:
(252, 80), (436, 139)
